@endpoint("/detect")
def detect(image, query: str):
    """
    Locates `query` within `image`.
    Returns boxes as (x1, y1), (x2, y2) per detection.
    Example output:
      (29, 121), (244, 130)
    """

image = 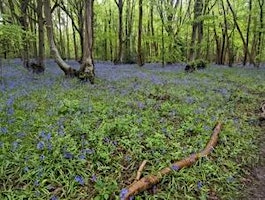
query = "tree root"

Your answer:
(120, 122), (222, 200)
